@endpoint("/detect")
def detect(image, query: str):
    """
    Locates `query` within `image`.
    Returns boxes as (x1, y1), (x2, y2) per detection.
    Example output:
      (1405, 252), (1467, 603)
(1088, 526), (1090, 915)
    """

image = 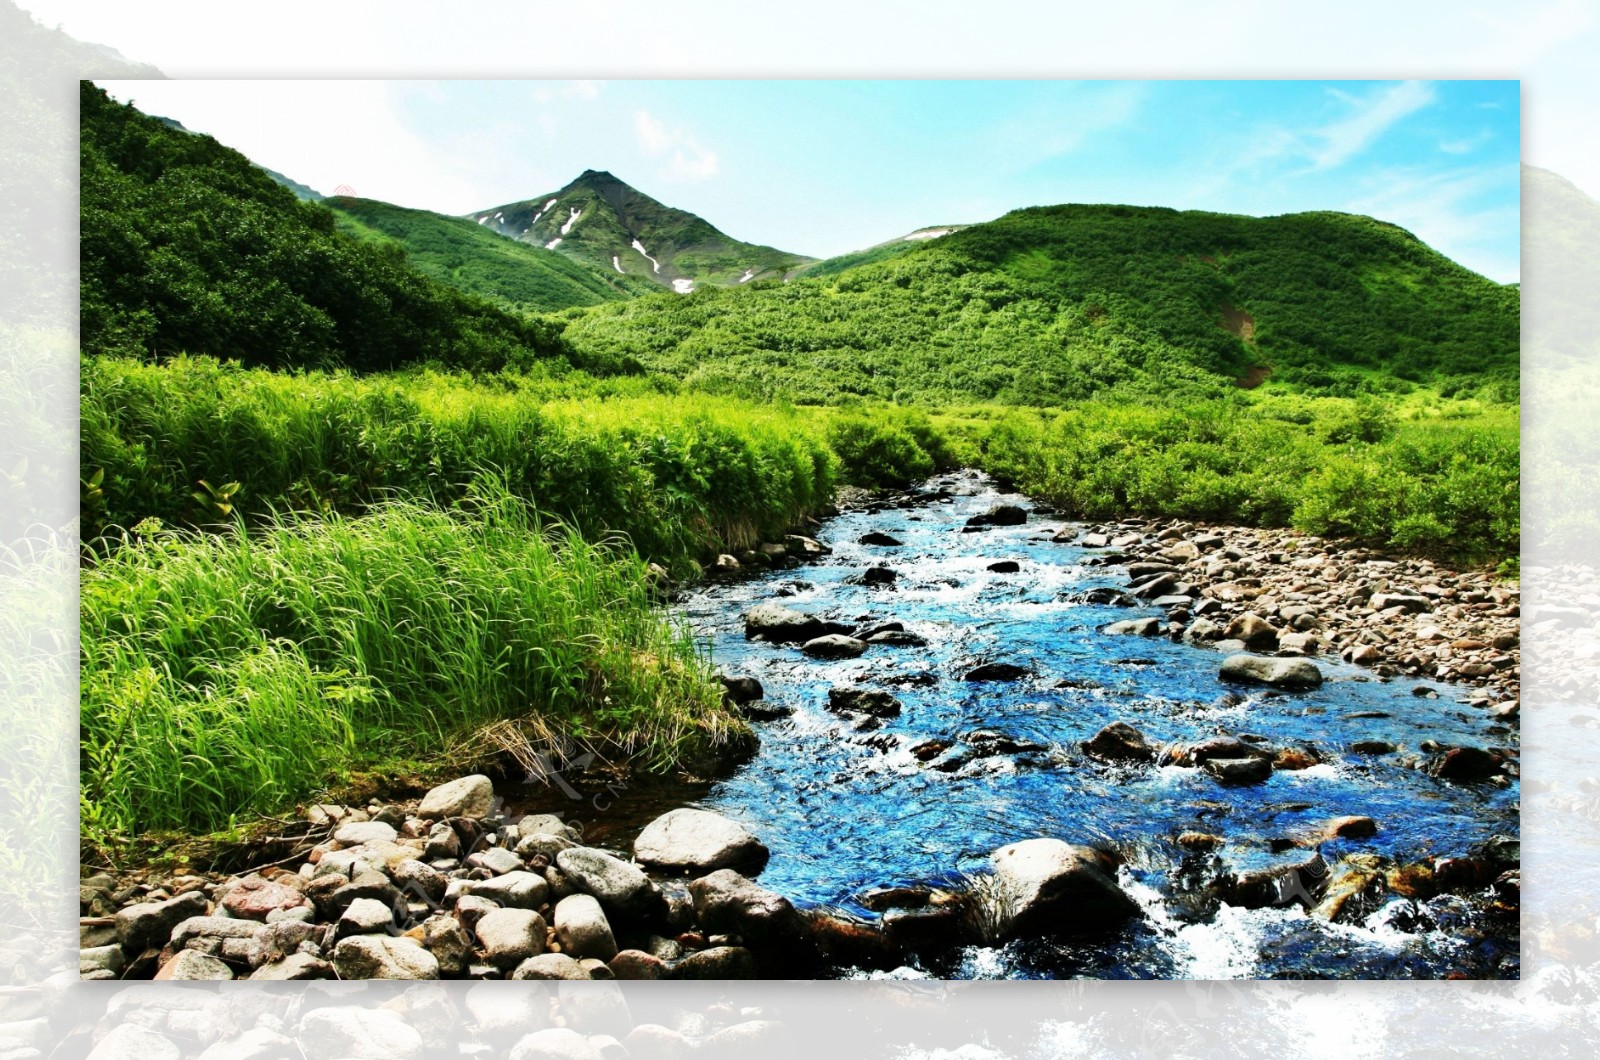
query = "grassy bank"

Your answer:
(81, 355), (841, 569)
(950, 392), (1519, 569)
(80, 484), (746, 848)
